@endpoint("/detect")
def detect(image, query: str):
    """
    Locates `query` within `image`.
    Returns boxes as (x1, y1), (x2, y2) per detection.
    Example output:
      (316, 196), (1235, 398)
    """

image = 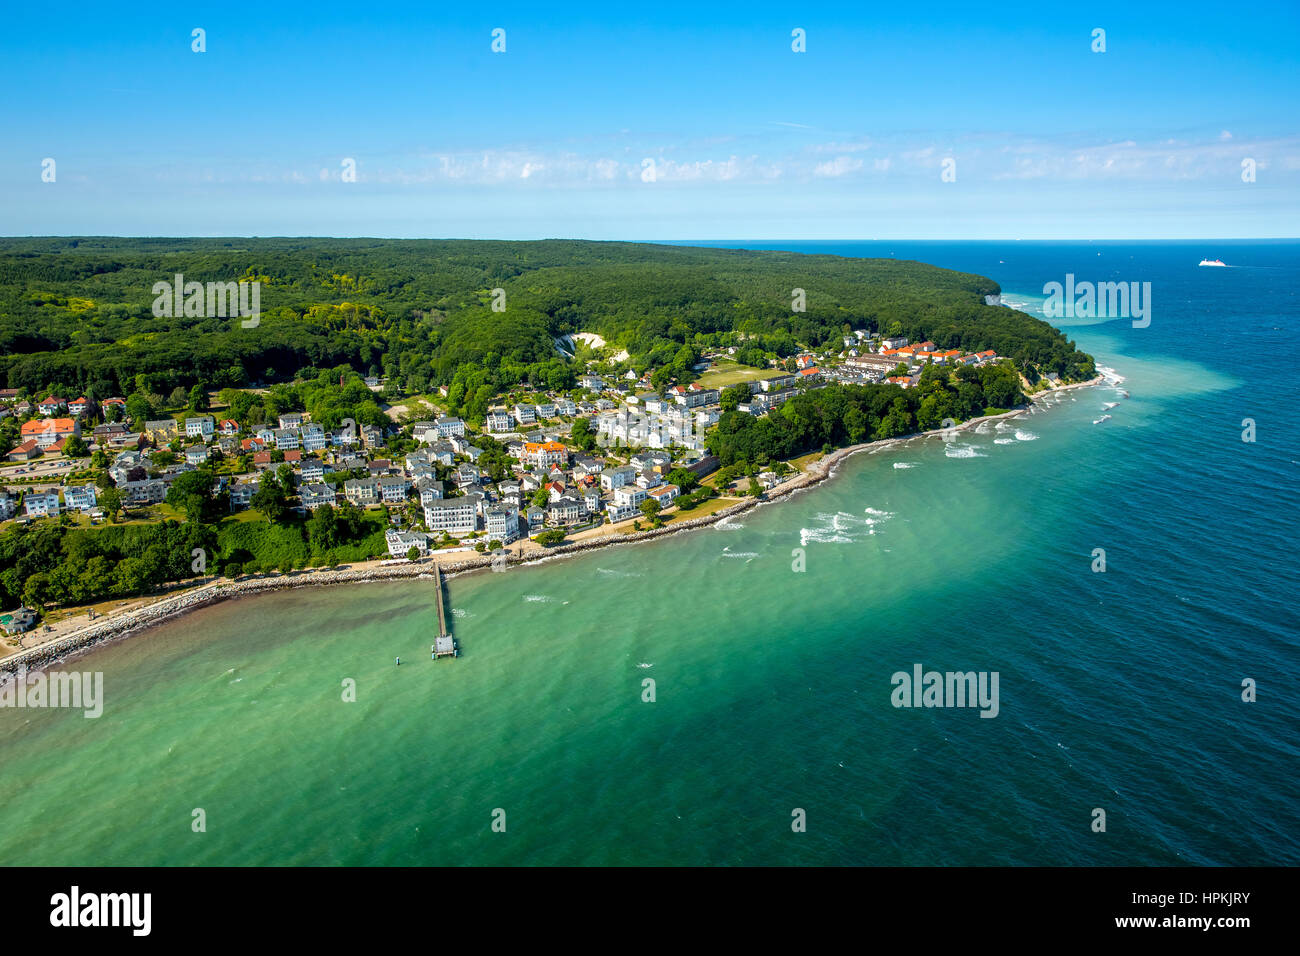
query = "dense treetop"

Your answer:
(0, 238), (1094, 400)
